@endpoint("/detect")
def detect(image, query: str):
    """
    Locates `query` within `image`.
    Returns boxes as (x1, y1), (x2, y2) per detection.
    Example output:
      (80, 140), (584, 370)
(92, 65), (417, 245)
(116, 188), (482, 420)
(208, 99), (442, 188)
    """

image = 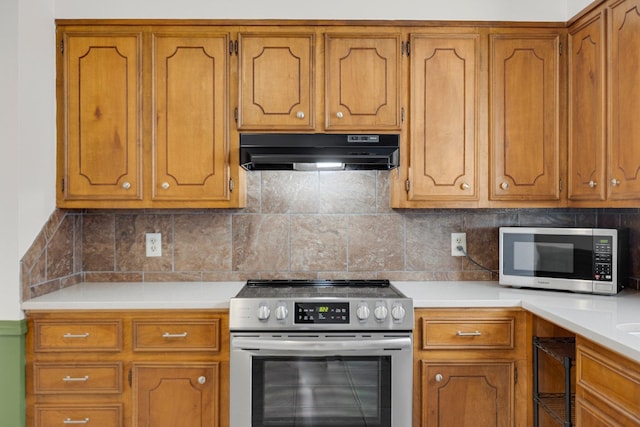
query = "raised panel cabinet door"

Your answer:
(238, 33), (314, 130)
(133, 364), (220, 427)
(153, 33), (230, 201)
(609, 0), (640, 200)
(61, 33), (142, 203)
(325, 33), (401, 130)
(490, 33), (561, 201)
(420, 361), (514, 427)
(568, 11), (607, 202)
(408, 34), (479, 201)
